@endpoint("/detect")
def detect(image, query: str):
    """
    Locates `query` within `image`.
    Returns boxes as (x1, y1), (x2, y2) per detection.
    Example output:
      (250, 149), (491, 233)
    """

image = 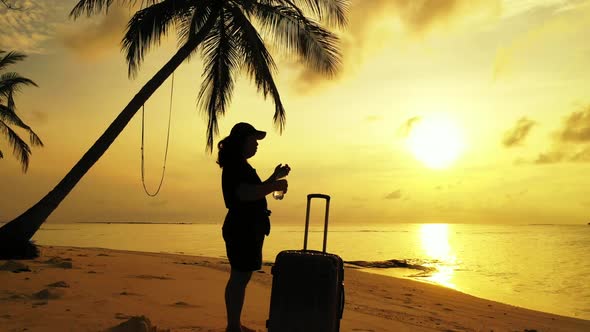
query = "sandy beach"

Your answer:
(0, 245), (588, 332)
